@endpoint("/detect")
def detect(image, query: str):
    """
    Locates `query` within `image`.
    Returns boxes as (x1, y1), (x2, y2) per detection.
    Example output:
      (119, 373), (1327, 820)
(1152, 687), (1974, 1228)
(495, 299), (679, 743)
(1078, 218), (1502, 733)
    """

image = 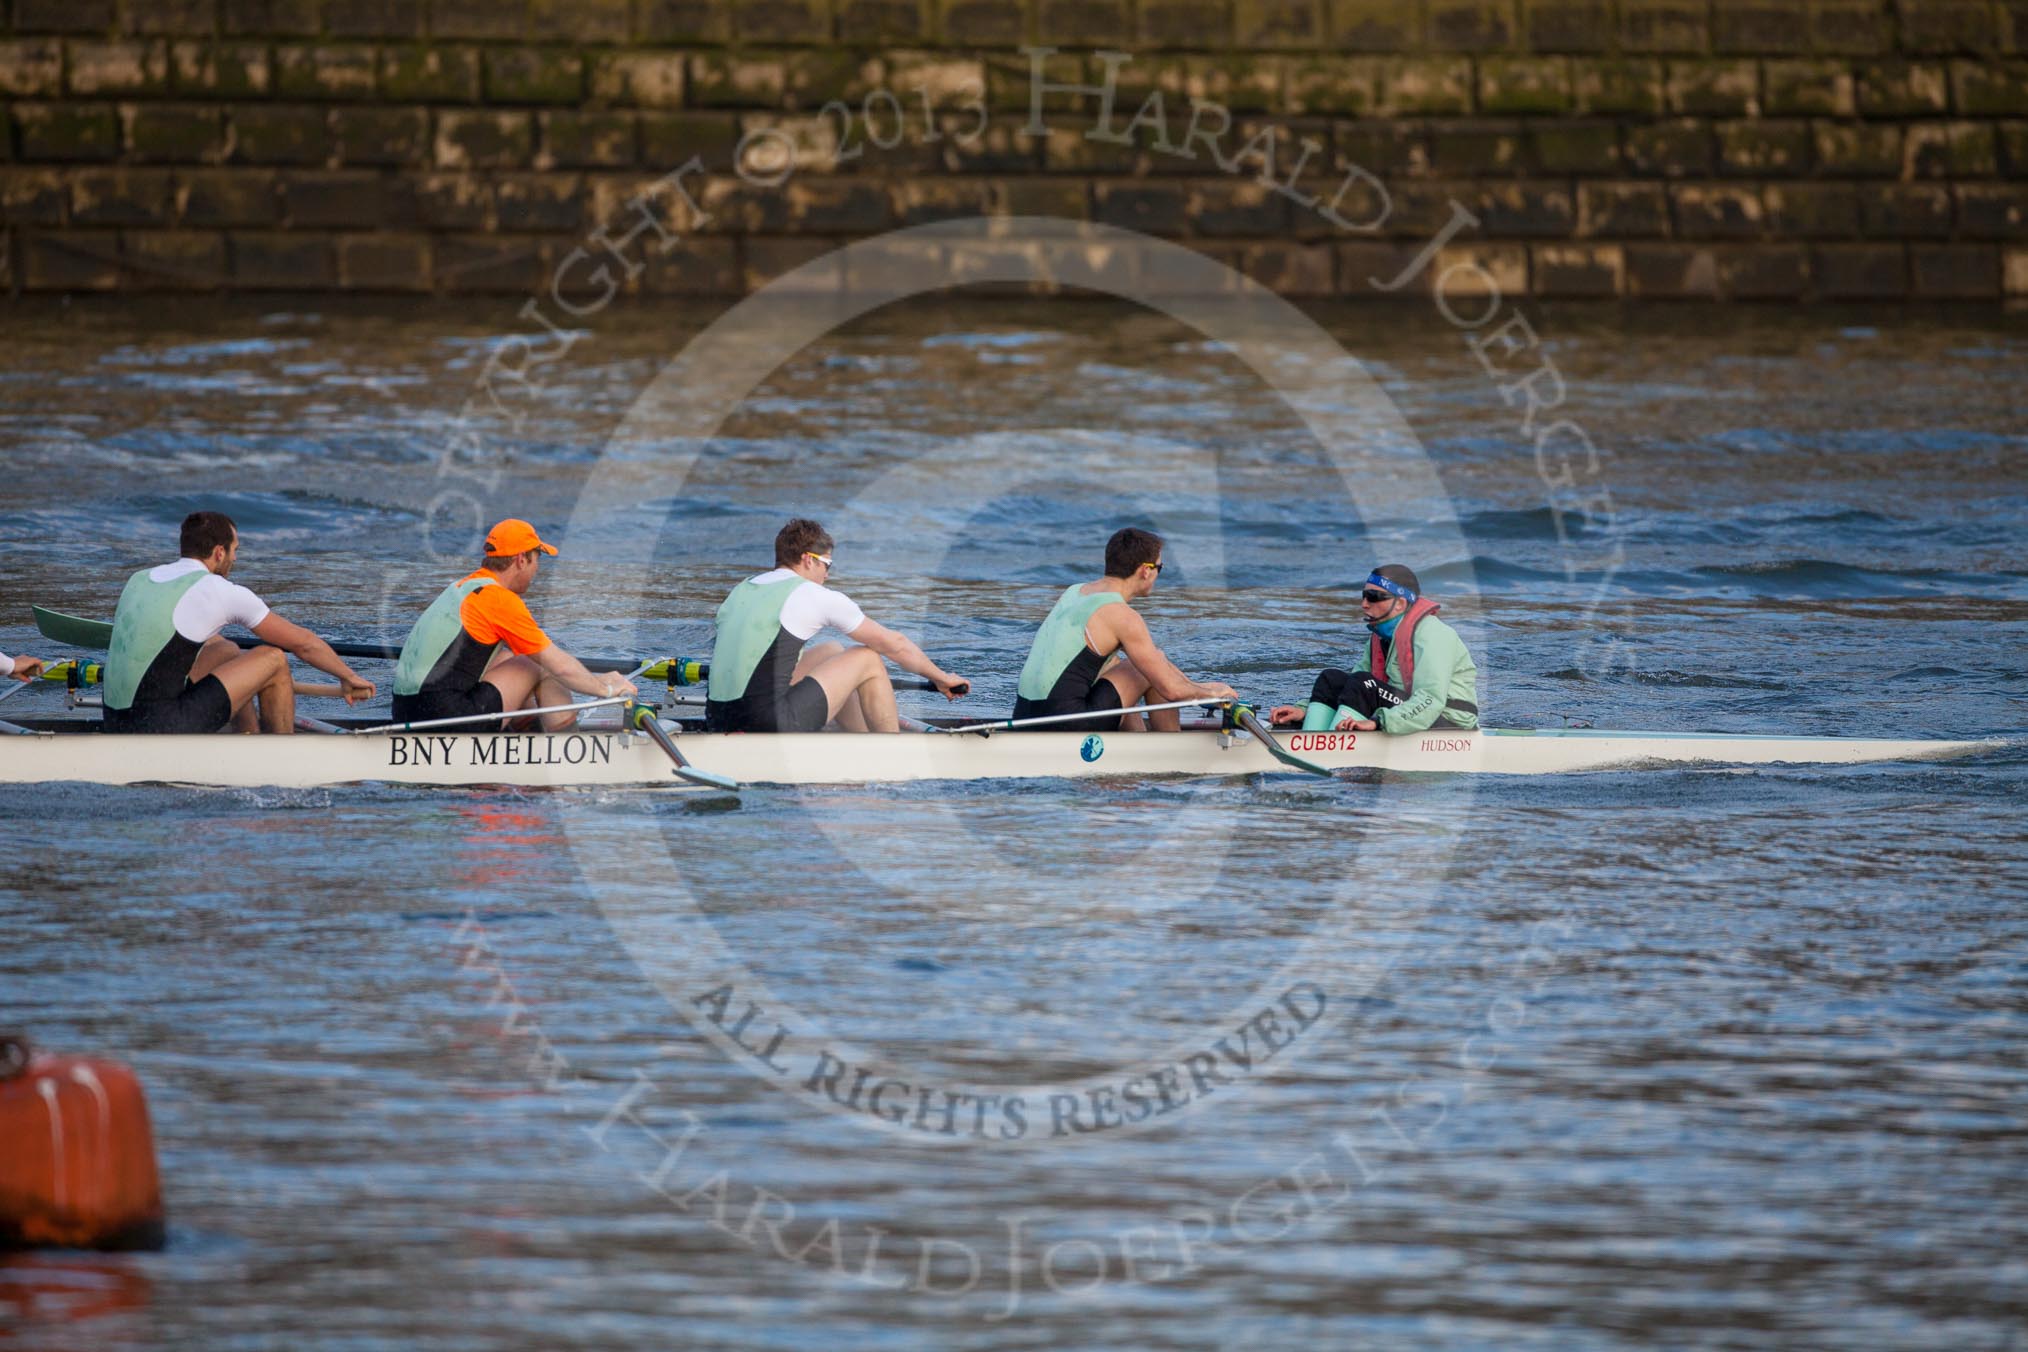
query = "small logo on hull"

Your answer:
(1079, 734), (1104, 762)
